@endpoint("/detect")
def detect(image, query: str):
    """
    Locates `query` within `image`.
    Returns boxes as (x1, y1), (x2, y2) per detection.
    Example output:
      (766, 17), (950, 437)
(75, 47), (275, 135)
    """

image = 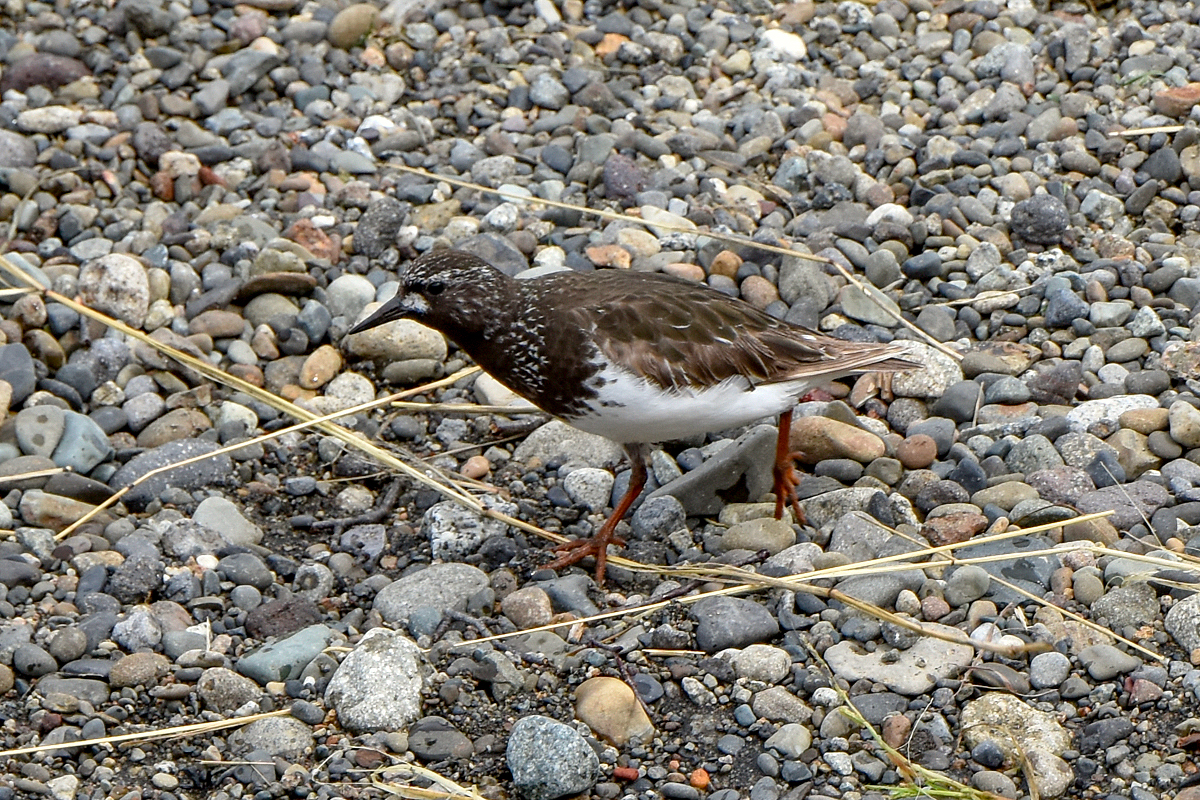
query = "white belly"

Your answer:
(563, 365), (814, 444)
